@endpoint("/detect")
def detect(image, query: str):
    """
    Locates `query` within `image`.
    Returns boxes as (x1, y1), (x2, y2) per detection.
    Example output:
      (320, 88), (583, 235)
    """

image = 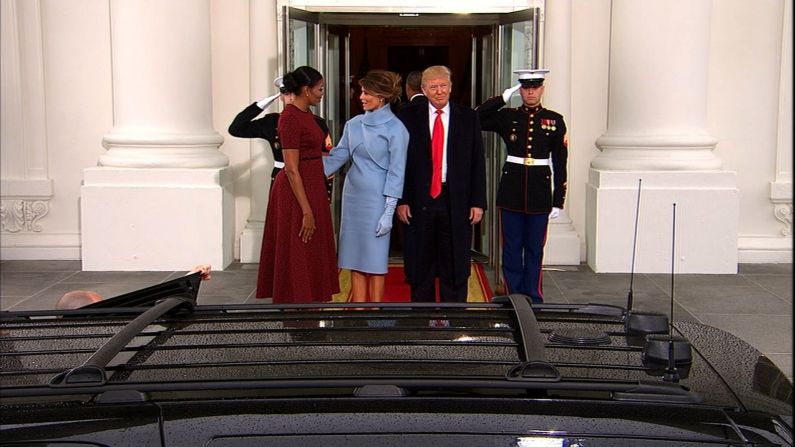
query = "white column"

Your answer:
(240, 0), (279, 263)
(586, 0), (738, 273)
(591, 0), (719, 171)
(540, 0), (580, 265)
(81, 0), (234, 271)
